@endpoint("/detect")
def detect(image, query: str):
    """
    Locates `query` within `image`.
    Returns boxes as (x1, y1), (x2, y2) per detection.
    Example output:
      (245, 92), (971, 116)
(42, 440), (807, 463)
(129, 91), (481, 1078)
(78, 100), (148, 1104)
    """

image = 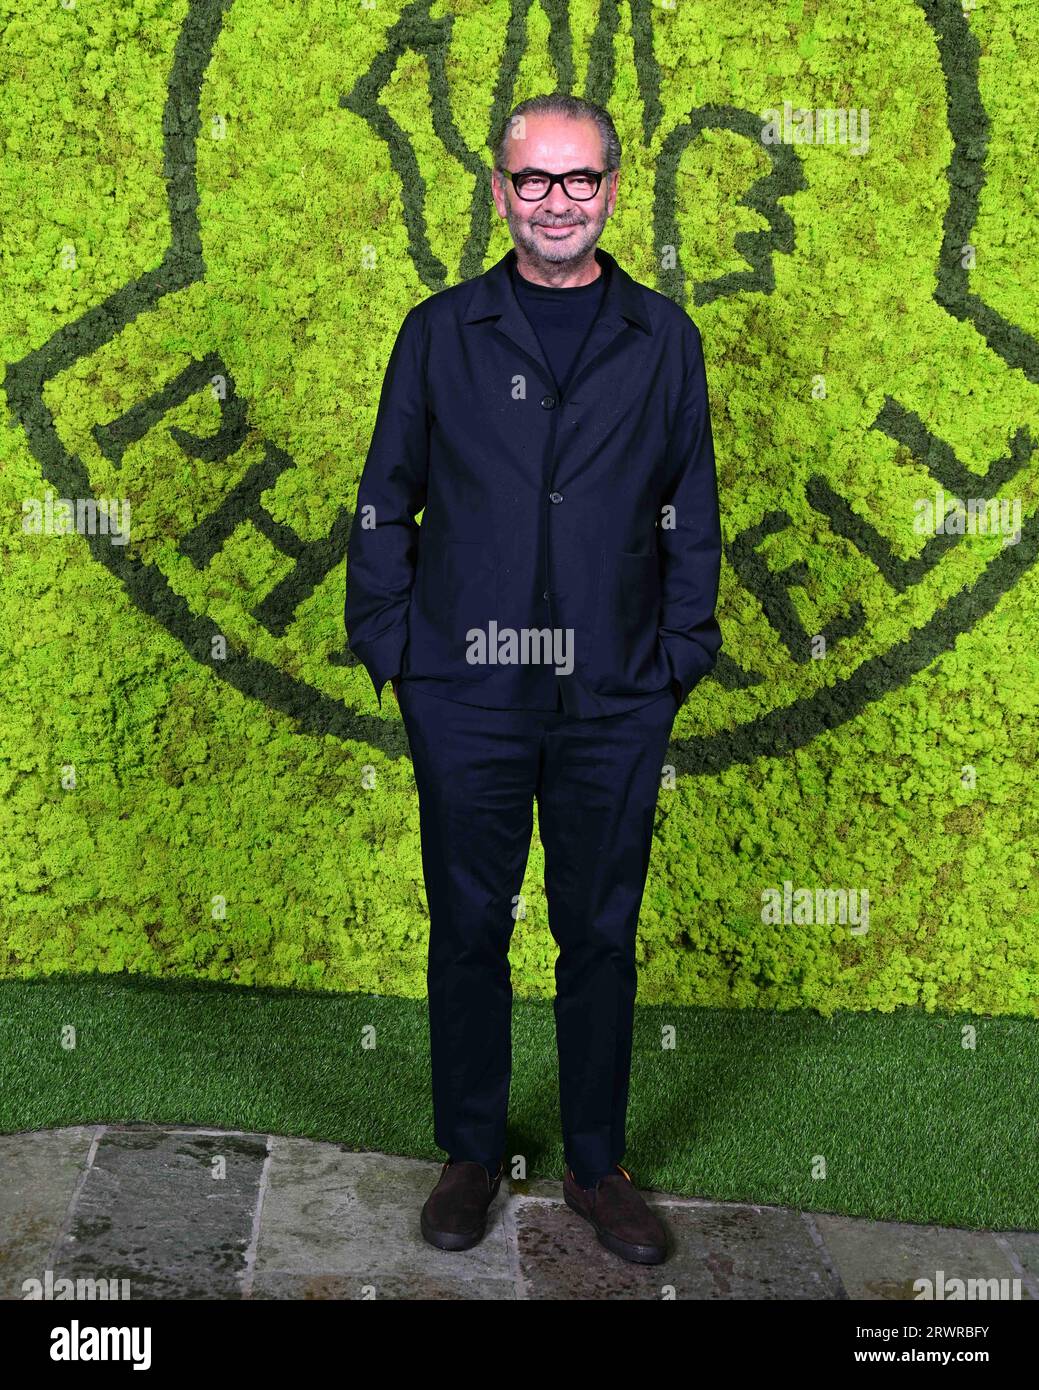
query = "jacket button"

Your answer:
(541, 395), (556, 409)
(549, 492), (563, 504)
(542, 590), (550, 600)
